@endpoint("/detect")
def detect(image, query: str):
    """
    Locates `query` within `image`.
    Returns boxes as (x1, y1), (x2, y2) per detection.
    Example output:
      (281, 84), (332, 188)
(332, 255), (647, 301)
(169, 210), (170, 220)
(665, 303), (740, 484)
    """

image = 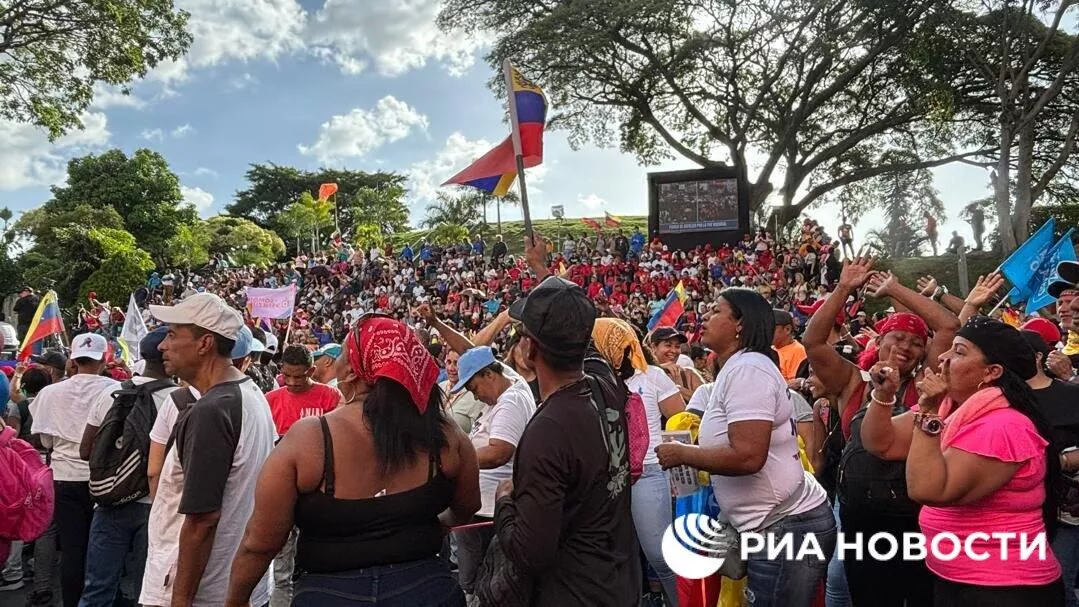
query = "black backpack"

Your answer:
(88, 379), (177, 507)
(836, 390), (918, 518)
